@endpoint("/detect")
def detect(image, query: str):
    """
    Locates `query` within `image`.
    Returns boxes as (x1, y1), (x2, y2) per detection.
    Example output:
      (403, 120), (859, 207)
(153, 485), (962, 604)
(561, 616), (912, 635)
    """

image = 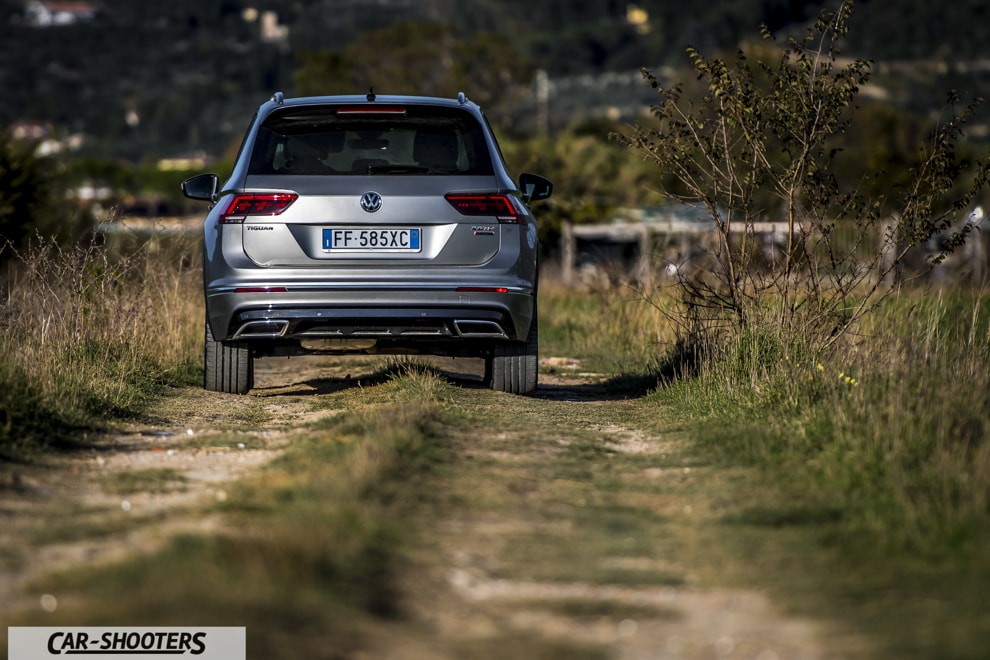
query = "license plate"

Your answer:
(323, 227), (421, 252)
